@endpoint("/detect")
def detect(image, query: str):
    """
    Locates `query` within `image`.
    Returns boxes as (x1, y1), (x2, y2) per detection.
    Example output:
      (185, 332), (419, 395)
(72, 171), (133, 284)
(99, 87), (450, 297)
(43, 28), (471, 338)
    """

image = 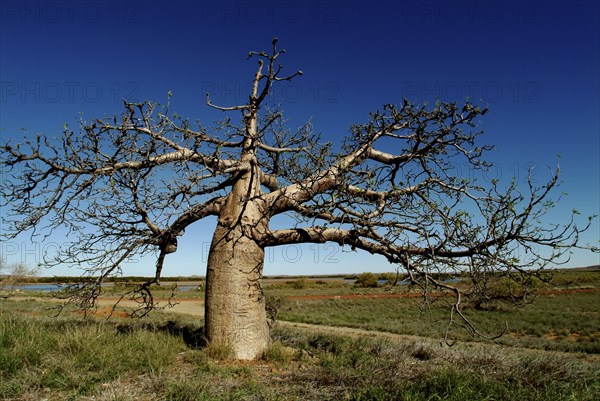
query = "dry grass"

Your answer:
(2, 298), (600, 400)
